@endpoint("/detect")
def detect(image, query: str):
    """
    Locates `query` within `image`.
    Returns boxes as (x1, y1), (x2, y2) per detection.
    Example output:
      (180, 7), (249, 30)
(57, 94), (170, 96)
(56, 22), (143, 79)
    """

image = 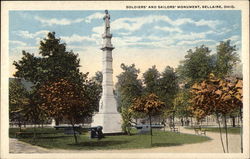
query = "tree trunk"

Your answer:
(231, 116), (235, 127)
(55, 119), (60, 130)
(237, 115), (240, 127)
(224, 115), (229, 153)
(18, 120), (22, 132)
(172, 112), (175, 126)
(33, 124), (37, 142)
(216, 114), (225, 153)
(41, 121), (44, 128)
(127, 126), (131, 136)
(71, 122), (78, 144)
(149, 115), (152, 147)
(206, 116), (209, 126)
(163, 119), (166, 132)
